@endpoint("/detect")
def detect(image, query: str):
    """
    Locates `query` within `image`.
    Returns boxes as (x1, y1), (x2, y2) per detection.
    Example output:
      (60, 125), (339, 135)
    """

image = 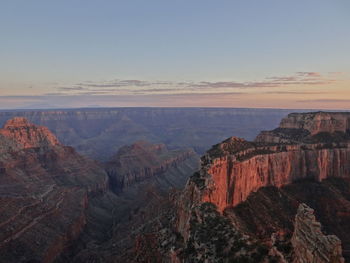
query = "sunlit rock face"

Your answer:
(191, 112), (350, 212)
(202, 141), (350, 211)
(174, 112), (350, 262)
(279, 112), (350, 135)
(0, 118), (107, 263)
(0, 117), (60, 149)
(256, 112), (350, 144)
